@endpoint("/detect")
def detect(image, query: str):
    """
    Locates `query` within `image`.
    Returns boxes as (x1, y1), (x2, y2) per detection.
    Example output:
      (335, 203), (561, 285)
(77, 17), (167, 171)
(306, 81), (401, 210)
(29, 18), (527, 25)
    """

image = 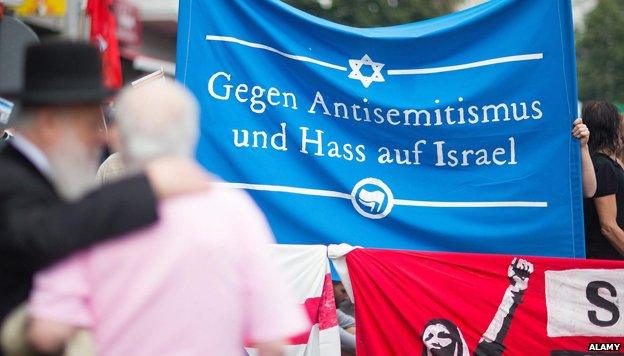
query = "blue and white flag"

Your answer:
(176, 0), (583, 257)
